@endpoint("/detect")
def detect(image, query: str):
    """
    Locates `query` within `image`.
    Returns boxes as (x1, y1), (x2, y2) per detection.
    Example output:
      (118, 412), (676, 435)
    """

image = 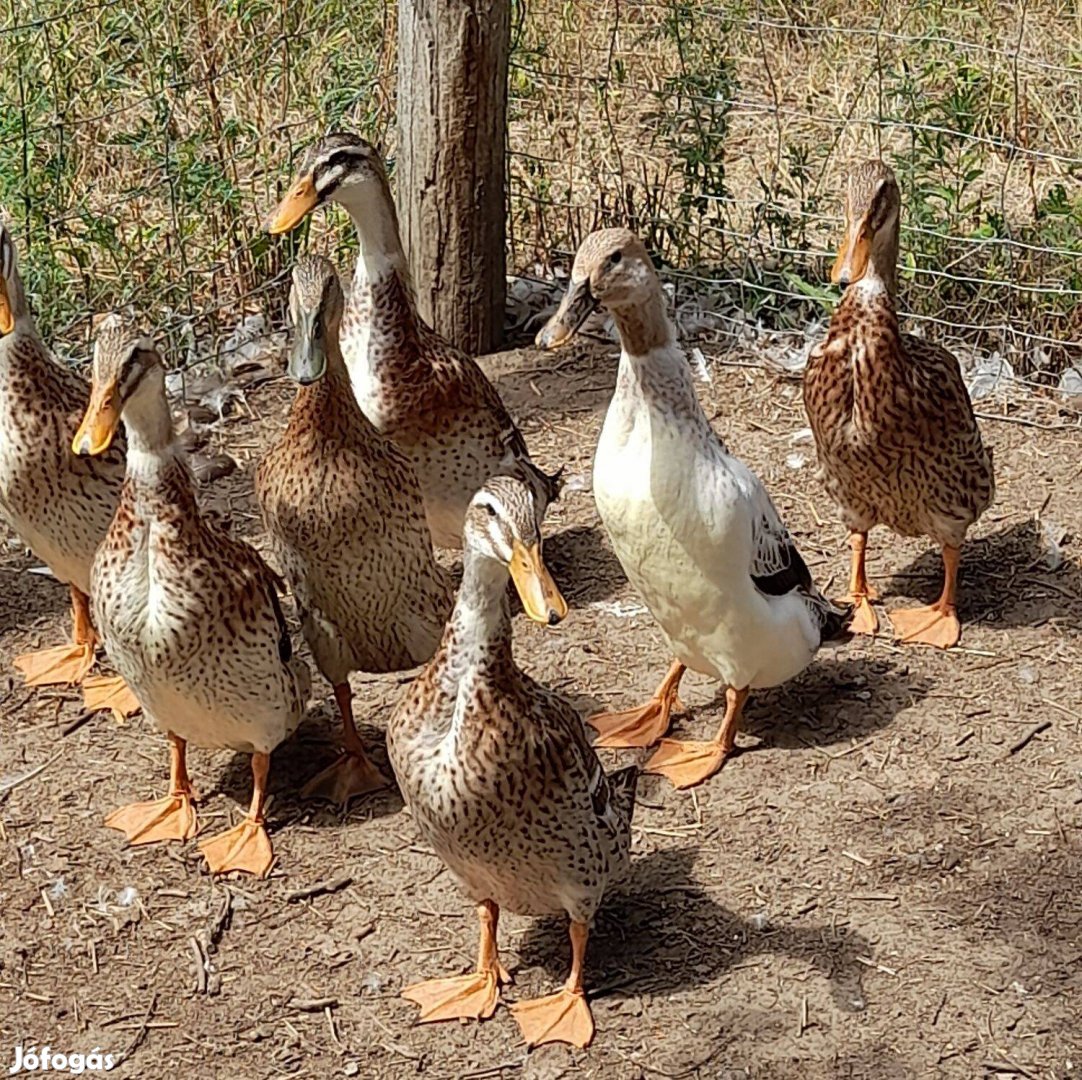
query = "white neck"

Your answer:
(447, 549), (512, 664)
(851, 266), (891, 301)
(122, 371), (176, 480)
(616, 339), (703, 419)
(333, 181), (409, 286)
